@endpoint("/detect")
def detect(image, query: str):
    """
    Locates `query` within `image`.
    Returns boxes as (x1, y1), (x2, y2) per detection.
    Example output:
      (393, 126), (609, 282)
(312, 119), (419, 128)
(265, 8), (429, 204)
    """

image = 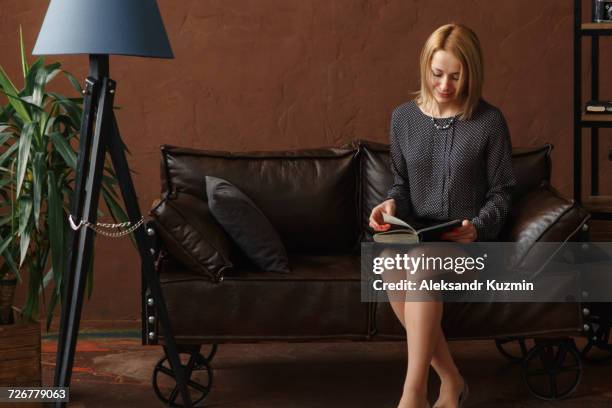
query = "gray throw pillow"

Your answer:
(205, 176), (290, 273)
